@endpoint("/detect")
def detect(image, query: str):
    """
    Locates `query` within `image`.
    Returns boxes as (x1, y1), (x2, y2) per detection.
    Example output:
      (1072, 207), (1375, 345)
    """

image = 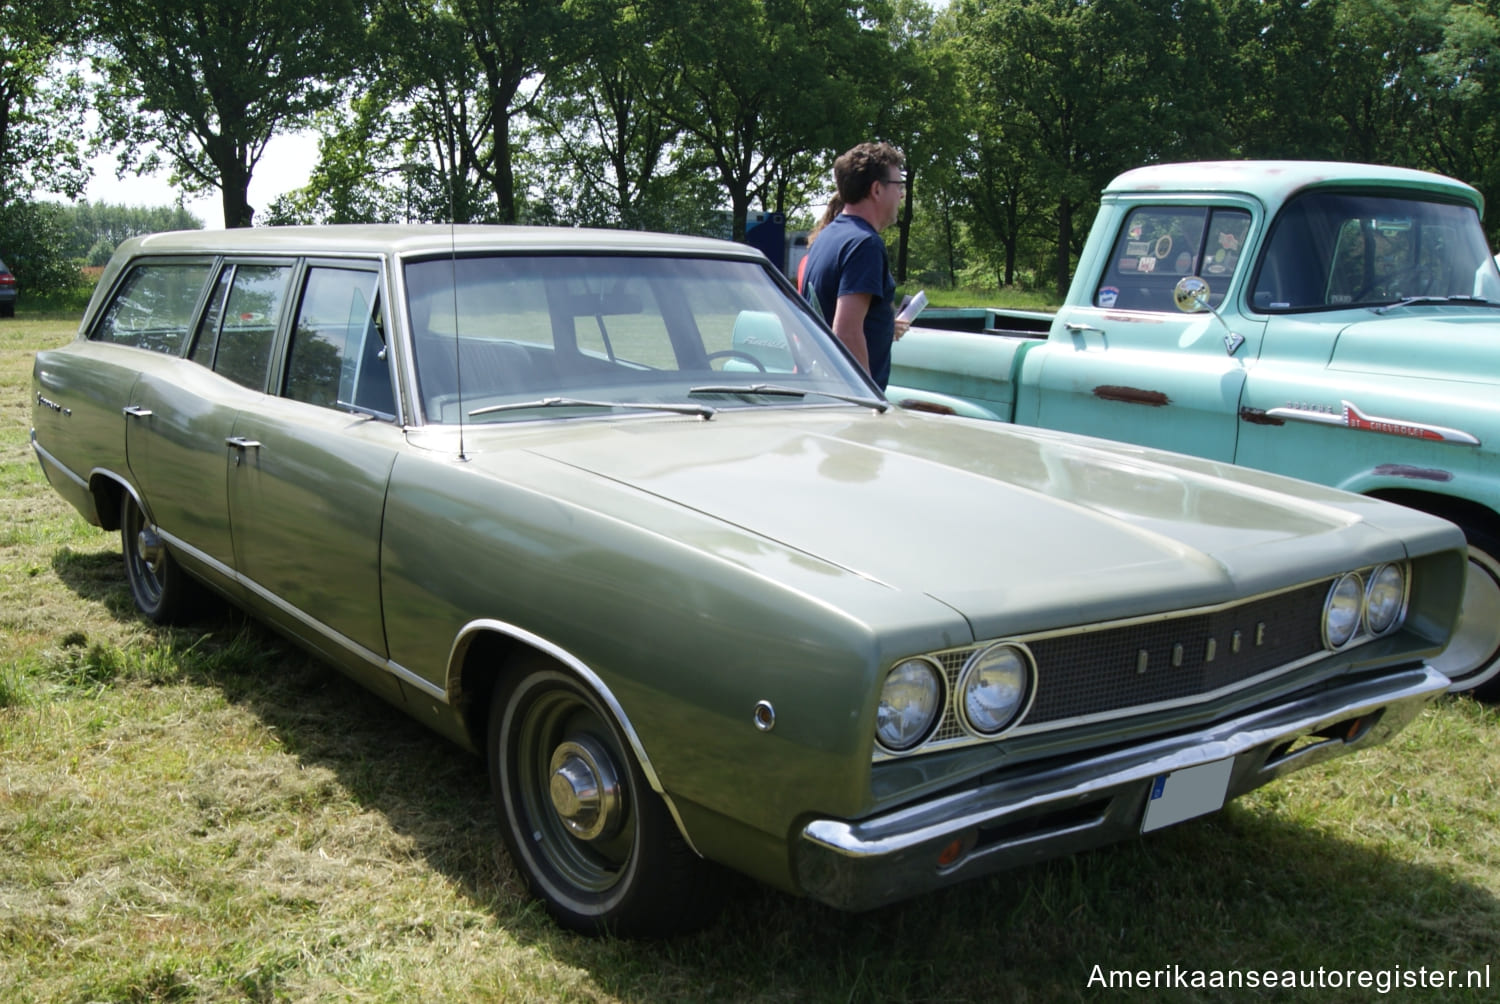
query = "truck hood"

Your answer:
(462, 410), (1411, 638)
(1332, 311), (1500, 384)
